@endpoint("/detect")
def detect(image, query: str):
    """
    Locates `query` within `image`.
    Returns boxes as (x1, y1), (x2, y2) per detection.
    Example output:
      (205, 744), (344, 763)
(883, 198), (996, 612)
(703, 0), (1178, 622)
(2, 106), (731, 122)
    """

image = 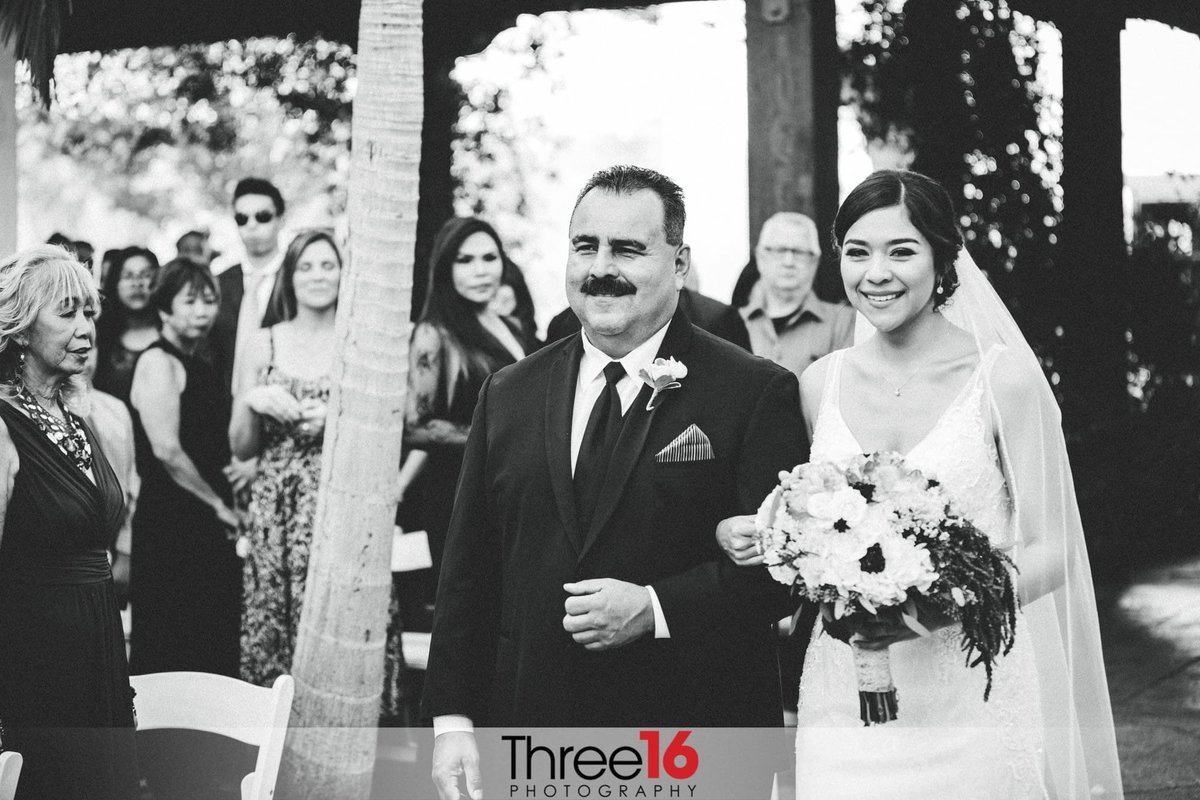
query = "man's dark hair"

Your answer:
(233, 177), (285, 216)
(573, 165), (686, 245)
